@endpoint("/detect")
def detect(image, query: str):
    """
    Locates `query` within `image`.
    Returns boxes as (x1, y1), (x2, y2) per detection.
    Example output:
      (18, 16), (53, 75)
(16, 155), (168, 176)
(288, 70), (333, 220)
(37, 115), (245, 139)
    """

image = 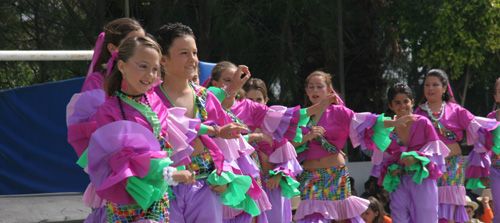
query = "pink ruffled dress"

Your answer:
(415, 102), (499, 222)
(374, 115), (450, 222)
(293, 105), (389, 223)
